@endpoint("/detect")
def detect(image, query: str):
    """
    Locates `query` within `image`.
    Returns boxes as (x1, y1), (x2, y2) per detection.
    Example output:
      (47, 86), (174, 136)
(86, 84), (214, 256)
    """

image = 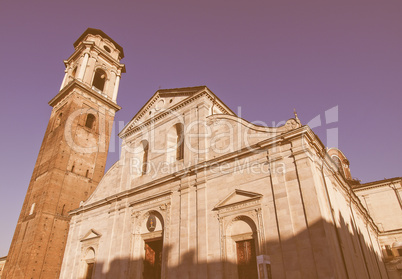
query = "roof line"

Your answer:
(73, 28), (124, 58)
